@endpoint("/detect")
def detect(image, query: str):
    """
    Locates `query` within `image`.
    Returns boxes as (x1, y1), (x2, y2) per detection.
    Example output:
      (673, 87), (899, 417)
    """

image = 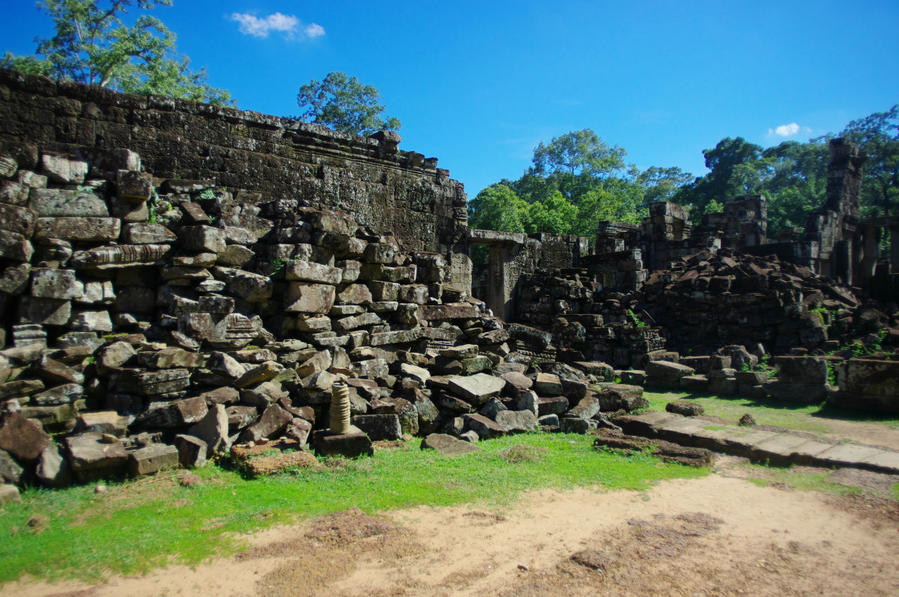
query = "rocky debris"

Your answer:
(592, 429), (714, 467)
(0, 483), (21, 503)
(230, 439), (320, 477)
(421, 432), (480, 455)
(666, 400), (704, 417)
